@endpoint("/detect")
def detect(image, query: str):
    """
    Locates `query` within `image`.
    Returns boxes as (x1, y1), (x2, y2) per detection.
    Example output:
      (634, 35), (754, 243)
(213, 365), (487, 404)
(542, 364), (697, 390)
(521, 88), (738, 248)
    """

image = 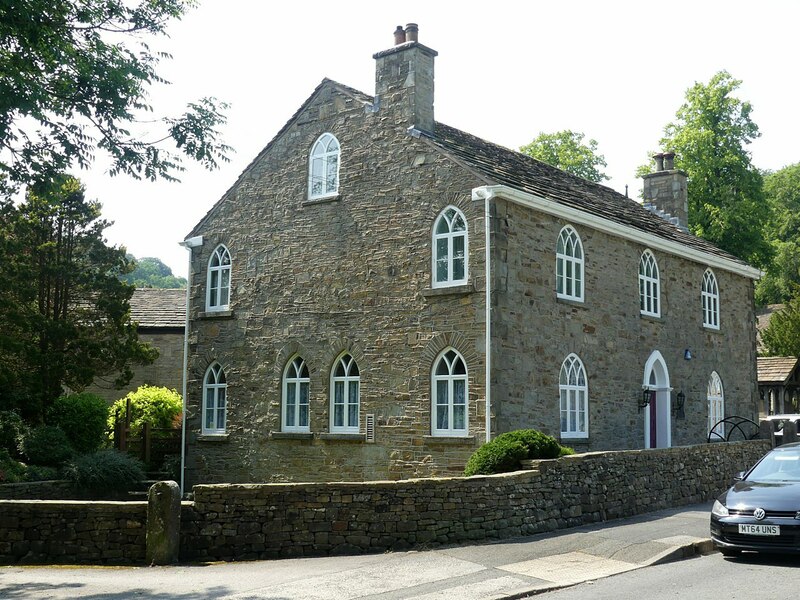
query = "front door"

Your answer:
(648, 390), (657, 448)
